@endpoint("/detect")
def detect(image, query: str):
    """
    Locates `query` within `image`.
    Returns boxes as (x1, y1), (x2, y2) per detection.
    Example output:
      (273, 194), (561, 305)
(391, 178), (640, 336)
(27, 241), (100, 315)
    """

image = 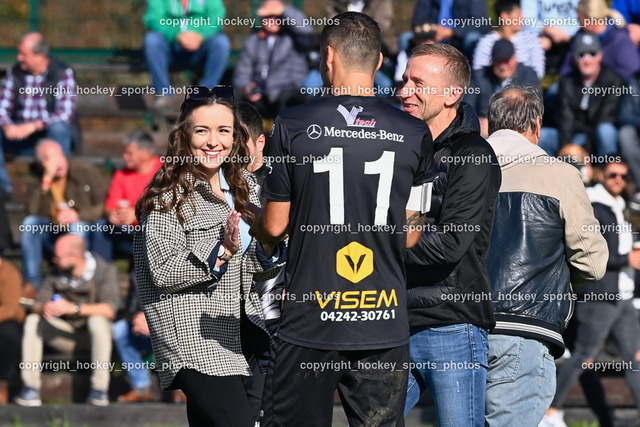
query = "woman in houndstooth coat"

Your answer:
(133, 88), (282, 426)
